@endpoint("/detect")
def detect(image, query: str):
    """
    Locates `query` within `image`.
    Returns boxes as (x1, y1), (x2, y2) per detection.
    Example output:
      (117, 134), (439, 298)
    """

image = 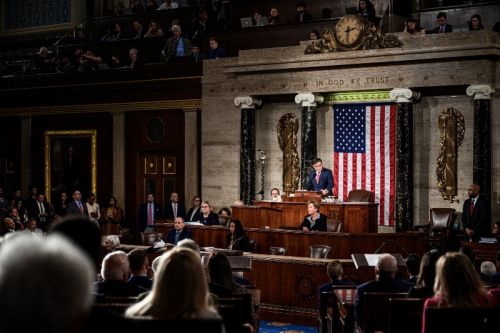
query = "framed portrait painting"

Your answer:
(44, 130), (97, 202)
